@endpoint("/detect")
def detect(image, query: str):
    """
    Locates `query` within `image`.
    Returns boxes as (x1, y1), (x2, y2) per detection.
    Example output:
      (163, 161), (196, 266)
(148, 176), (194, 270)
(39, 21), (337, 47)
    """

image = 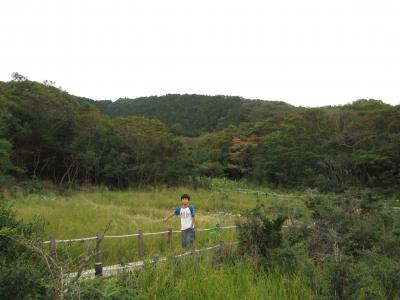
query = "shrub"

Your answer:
(0, 204), (51, 300)
(236, 206), (286, 258)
